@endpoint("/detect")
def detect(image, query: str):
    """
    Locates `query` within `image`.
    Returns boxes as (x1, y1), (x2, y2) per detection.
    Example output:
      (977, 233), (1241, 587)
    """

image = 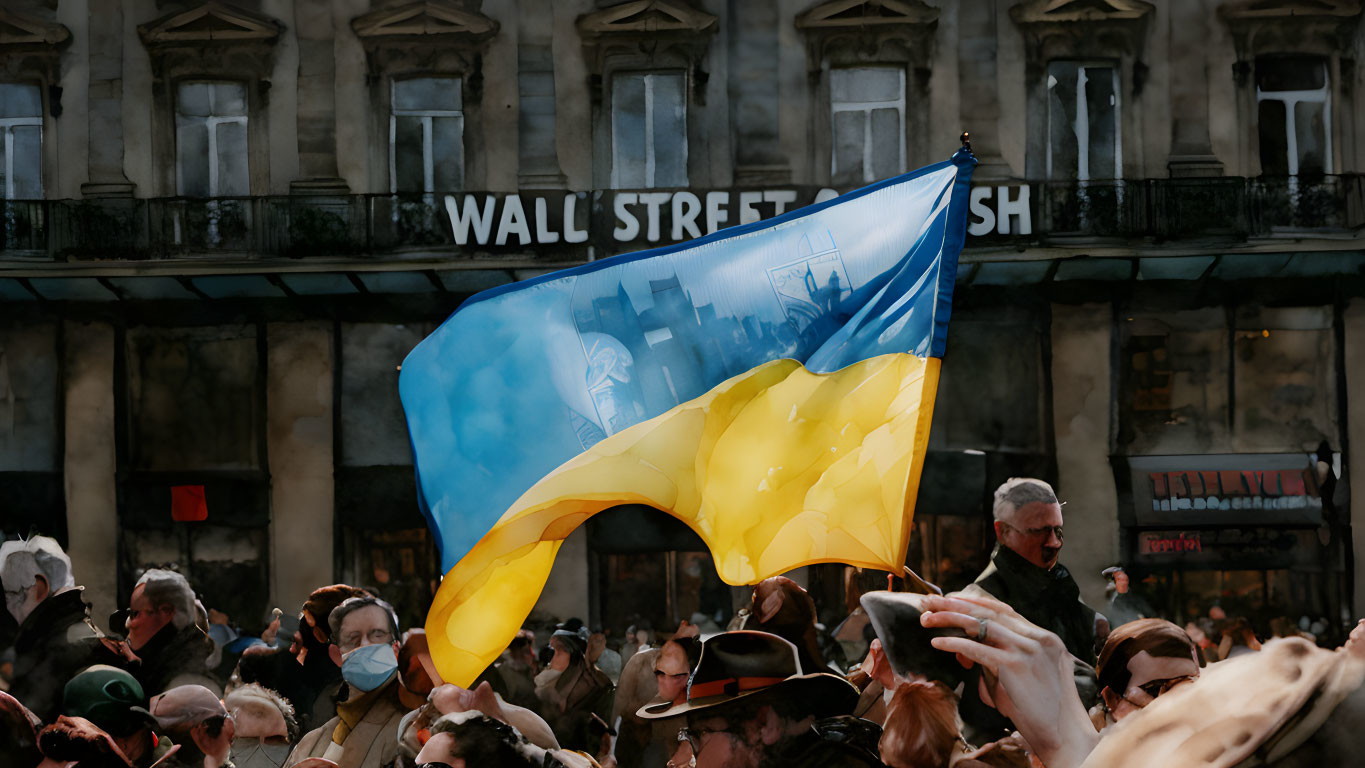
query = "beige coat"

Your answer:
(286, 683), (409, 768)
